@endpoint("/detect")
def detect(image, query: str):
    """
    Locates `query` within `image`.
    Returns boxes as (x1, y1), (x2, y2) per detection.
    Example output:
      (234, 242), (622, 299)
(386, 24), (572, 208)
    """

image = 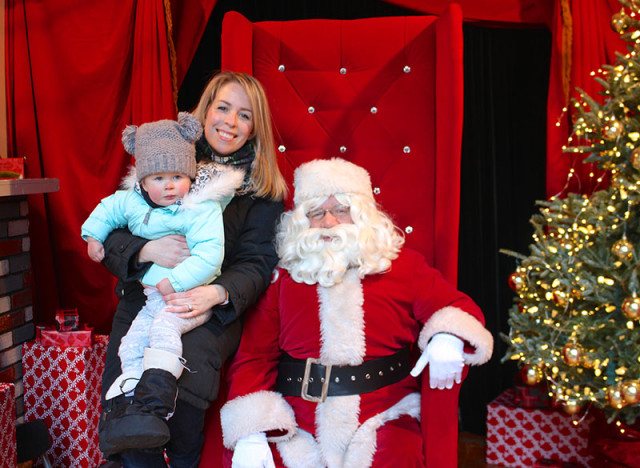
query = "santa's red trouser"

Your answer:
(222, 415), (424, 467)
